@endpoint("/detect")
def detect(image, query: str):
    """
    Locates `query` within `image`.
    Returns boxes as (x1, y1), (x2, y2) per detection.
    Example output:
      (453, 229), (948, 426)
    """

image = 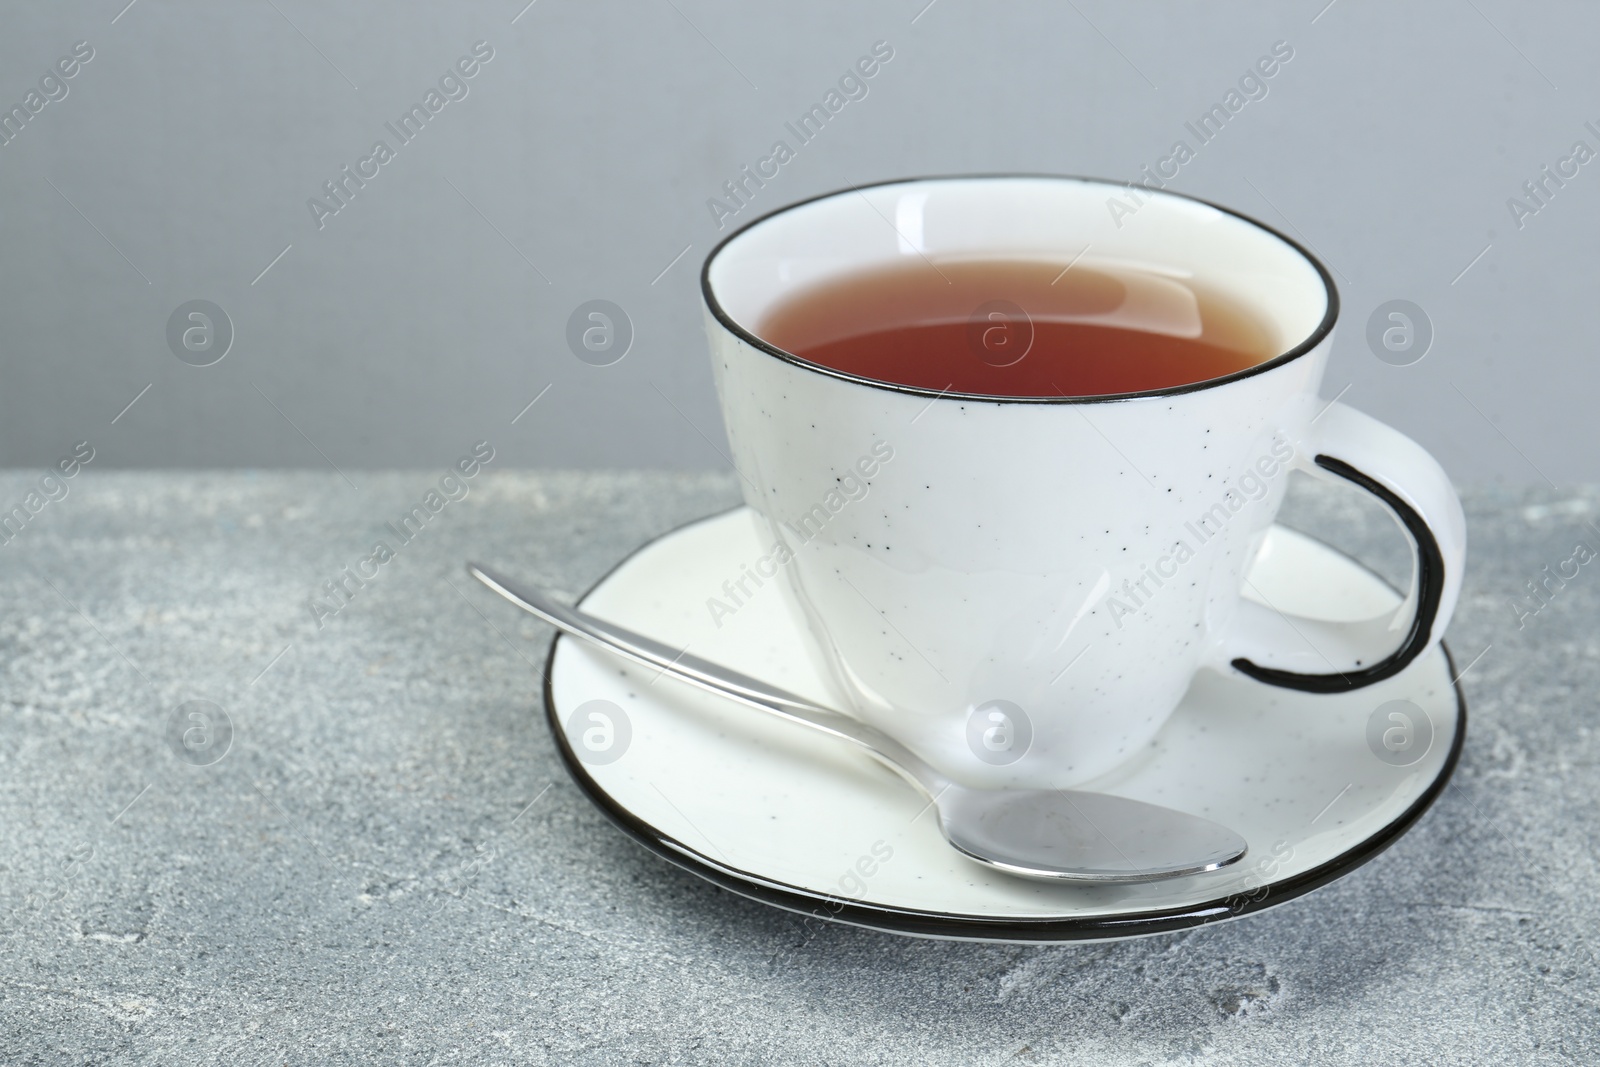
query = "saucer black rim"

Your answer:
(699, 173), (1341, 406)
(539, 506), (1467, 943)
